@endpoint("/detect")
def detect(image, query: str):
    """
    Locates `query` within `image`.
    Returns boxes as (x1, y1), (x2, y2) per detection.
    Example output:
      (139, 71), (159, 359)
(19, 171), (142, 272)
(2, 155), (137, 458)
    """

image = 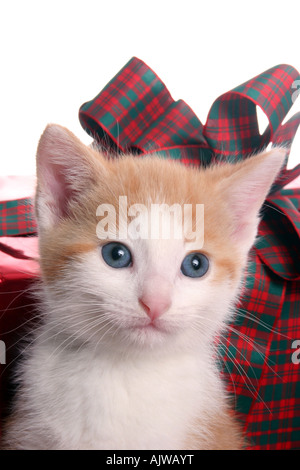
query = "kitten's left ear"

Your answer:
(220, 148), (286, 252)
(35, 124), (101, 230)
